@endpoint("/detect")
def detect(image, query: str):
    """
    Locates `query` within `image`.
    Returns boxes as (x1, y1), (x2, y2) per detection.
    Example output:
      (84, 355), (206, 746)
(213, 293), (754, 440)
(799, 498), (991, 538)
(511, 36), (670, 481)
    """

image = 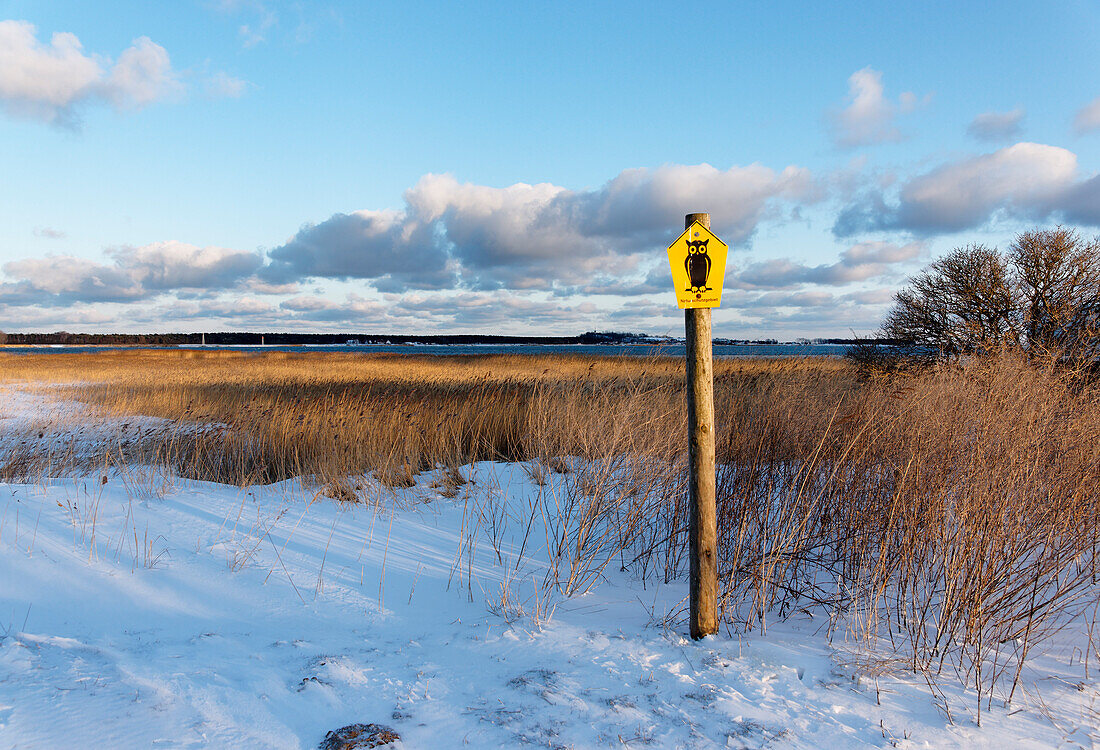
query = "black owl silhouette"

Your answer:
(685, 239), (711, 297)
